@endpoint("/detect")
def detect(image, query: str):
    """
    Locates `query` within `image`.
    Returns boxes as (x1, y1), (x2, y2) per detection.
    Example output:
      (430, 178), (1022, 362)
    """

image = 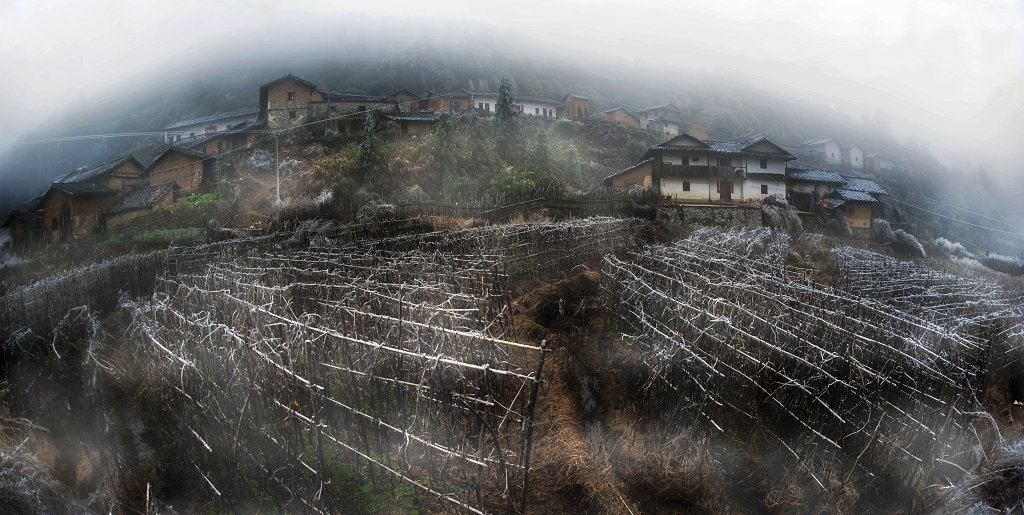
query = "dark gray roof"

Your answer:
(163, 108), (258, 130)
(604, 157), (655, 181)
(787, 168), (846, 183)
(106, 183), (175, 215)
(321, 91), (390, 102)
(386, 113), (439, 122)
(184, 120), (263, 148)
(51, 182), (116, 196)
(802, 138), (834, 146)
(636, 103), (680, 113)
(162, 146), (210, 160)
(832, 189), (877, 203)
(260, 74), (318, 91)
(841, 177), (887, 195)
(56, 155), (141, 184)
